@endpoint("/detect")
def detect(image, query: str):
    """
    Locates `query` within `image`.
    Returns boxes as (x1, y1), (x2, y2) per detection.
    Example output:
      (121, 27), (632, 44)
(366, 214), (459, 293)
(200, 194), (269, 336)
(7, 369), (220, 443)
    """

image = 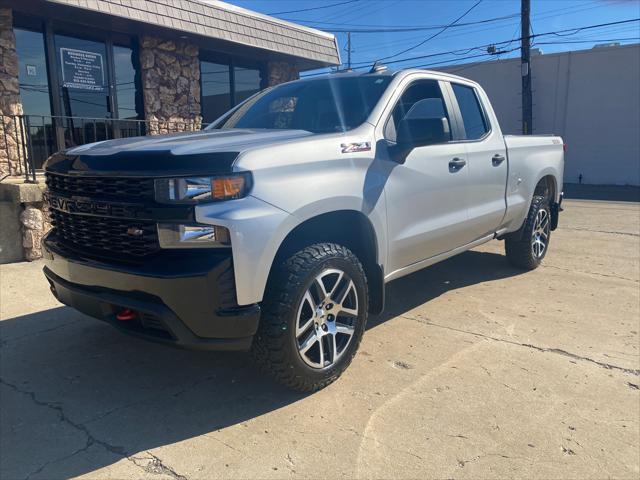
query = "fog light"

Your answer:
(157, 224), (230, 248)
